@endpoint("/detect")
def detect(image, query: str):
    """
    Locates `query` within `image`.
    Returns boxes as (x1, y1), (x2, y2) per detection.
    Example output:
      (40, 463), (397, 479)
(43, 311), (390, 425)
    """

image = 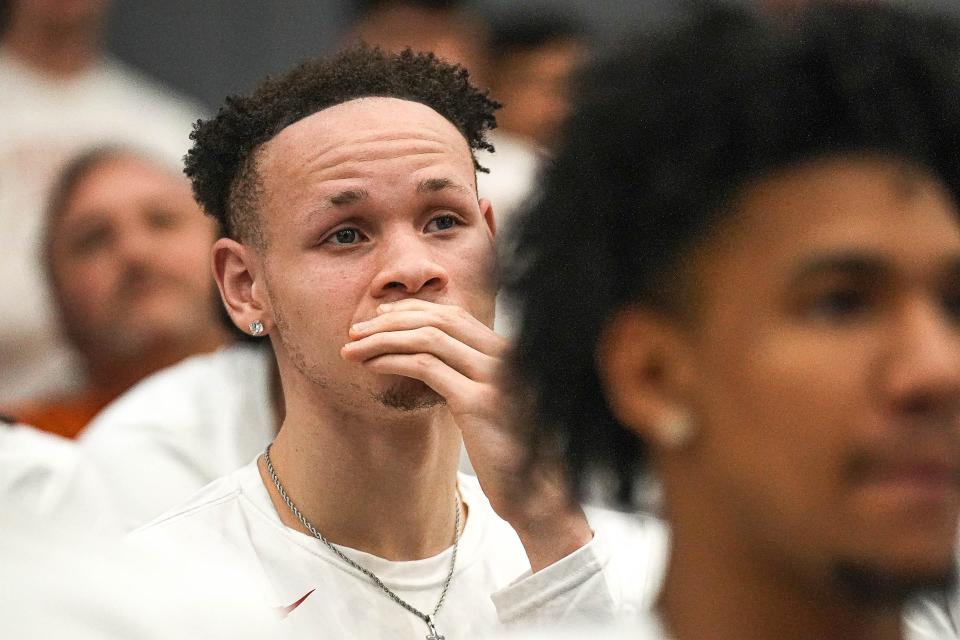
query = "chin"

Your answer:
(374, 377), (446, 412)
(831, 557), (959, 606)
